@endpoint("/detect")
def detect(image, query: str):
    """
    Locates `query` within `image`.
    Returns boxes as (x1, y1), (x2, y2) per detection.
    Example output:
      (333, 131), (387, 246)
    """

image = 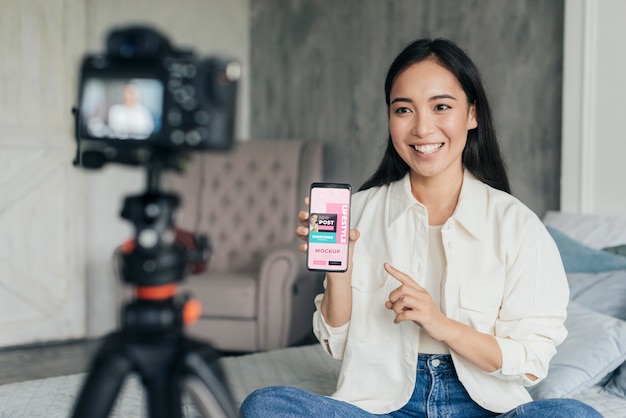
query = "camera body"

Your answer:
(75, 26), (240, 169)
